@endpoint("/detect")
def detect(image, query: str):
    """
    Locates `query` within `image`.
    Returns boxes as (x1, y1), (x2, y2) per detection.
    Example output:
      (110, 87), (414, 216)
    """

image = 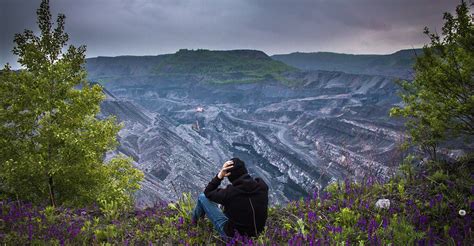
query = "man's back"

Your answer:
(220, 174), (268, 237)
(202, 158), (269, 237)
